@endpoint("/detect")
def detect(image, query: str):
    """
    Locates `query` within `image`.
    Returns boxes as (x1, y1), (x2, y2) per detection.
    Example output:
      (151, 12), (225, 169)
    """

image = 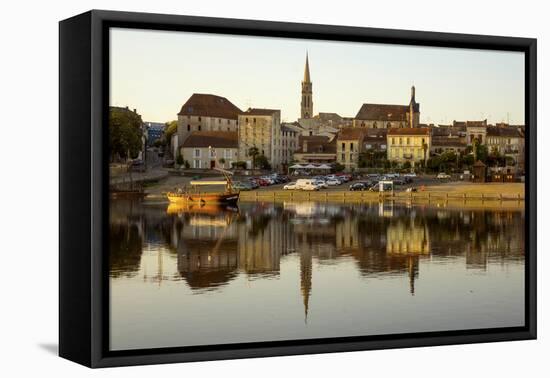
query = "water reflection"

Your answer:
(109, 200), (524, 350)
(110, 200), (524, 291)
